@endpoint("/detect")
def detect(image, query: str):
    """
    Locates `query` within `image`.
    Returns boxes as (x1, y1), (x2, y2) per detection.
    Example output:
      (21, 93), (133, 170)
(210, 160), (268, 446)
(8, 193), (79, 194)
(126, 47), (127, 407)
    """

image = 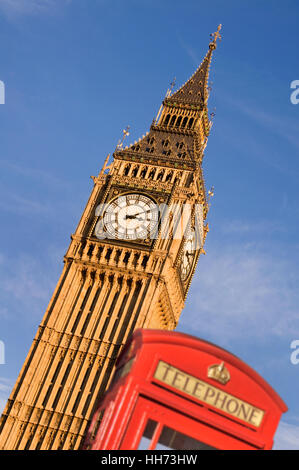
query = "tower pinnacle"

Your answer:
(166, 25), (222, 107)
